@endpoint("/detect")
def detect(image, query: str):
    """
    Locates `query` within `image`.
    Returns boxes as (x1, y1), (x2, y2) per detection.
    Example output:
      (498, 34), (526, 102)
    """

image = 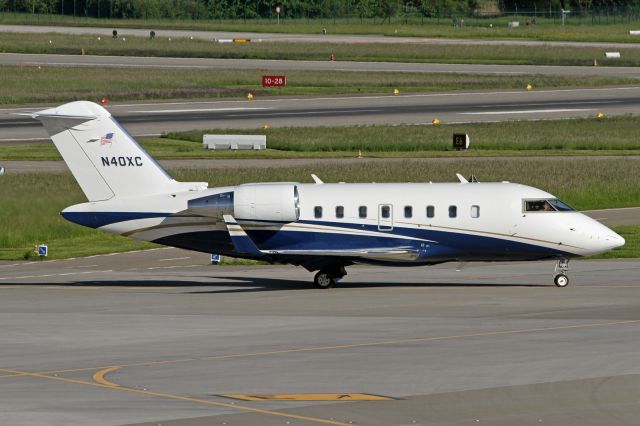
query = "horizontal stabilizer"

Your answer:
(17, 112), (99, 120)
